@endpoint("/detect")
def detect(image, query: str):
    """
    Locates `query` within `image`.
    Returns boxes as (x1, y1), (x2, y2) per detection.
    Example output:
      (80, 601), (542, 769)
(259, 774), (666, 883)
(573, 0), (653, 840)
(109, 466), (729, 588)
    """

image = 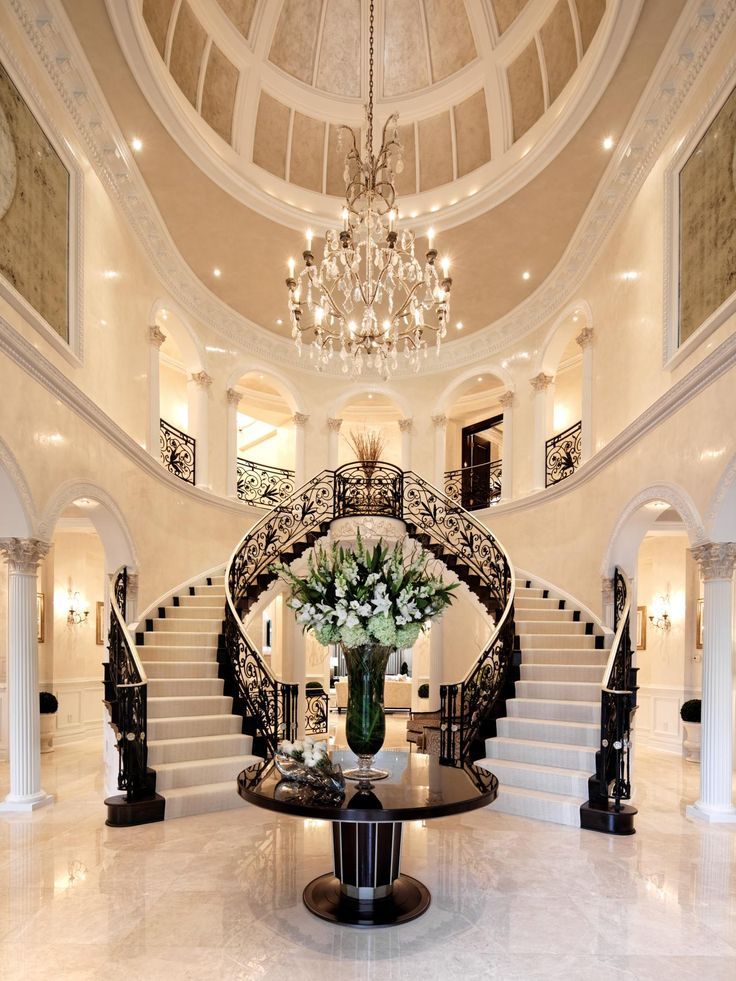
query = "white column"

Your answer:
(530, 372), (554, 491)
(293, 413), (309, 486)
(147, 325), (165, 458)
(499, 391), (514, 502)
(687, 543), (736, 823)
(576, 326), (594, 463)
(0, 538), (53, 812)
(327, 417), (342, 470)
(283, 610), (307, 738)
(398, 418), (413, 471)
(226, 388), (241, 498)
(432, 414), (447, 489)
(428, 619), (443, 712)
(187, 371), (212, 490)
(601, 576), (615, 630)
